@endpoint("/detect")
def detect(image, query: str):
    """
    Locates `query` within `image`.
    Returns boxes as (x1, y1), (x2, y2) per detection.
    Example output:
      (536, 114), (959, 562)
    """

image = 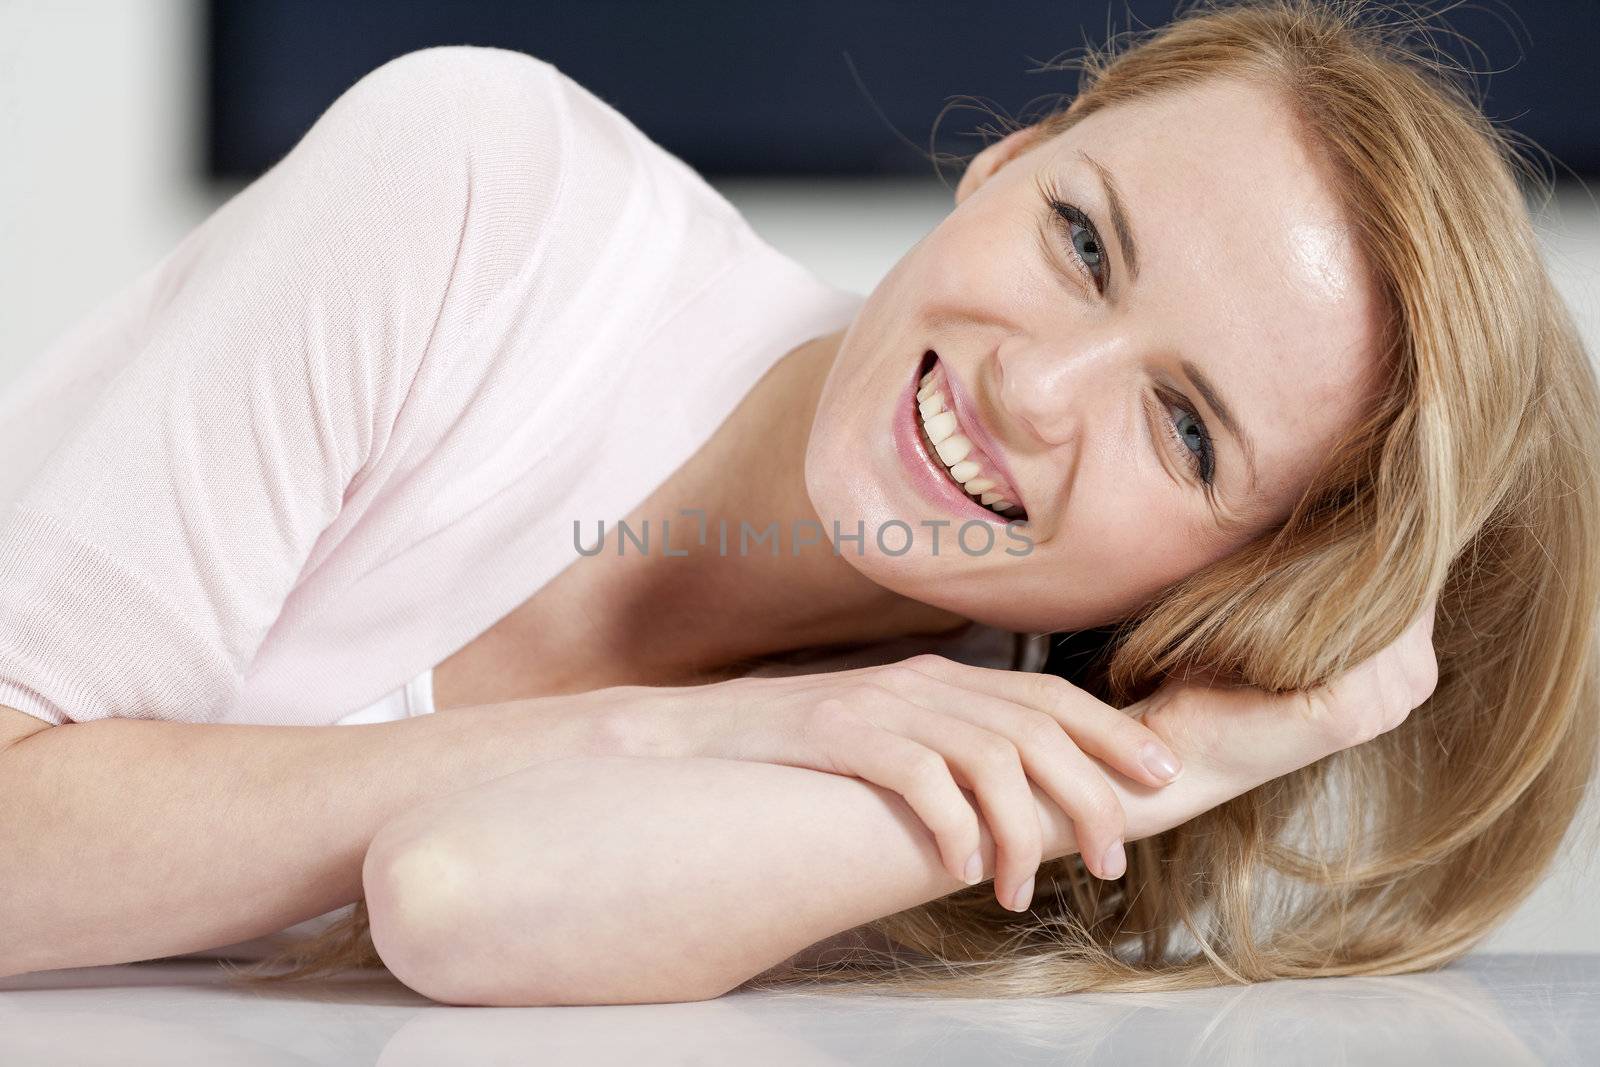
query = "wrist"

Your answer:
(583, 685), (689, 761)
